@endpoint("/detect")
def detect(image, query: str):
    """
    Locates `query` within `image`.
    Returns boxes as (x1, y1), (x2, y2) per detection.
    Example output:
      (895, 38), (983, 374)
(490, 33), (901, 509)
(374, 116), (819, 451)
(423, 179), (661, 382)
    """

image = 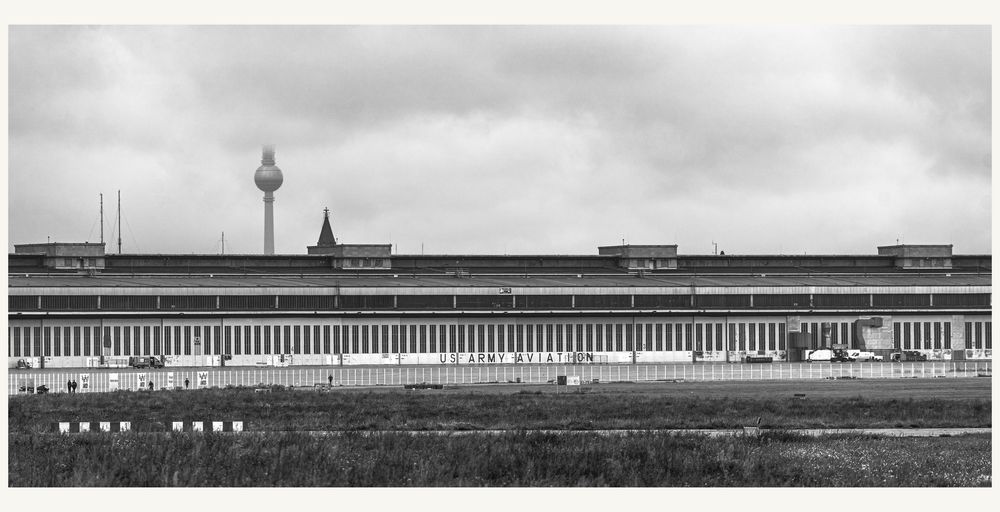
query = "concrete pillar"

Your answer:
(951, 315), (966, 350)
